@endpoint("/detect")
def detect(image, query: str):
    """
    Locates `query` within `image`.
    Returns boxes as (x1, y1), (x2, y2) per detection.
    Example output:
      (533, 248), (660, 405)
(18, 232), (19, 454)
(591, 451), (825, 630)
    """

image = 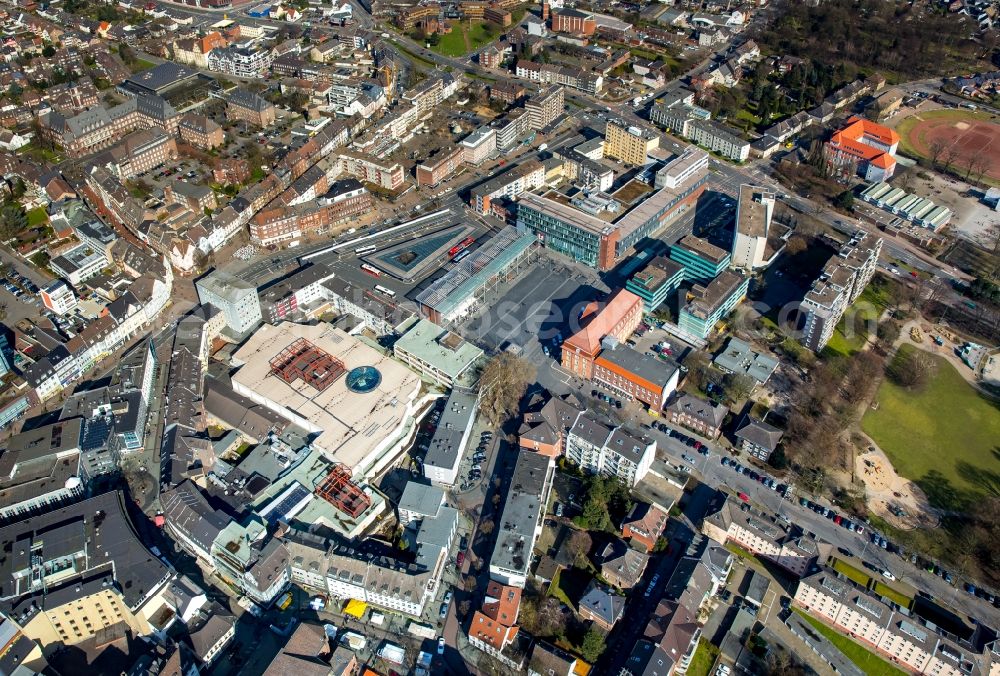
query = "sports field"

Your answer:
(895, 108), (1000, 185)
